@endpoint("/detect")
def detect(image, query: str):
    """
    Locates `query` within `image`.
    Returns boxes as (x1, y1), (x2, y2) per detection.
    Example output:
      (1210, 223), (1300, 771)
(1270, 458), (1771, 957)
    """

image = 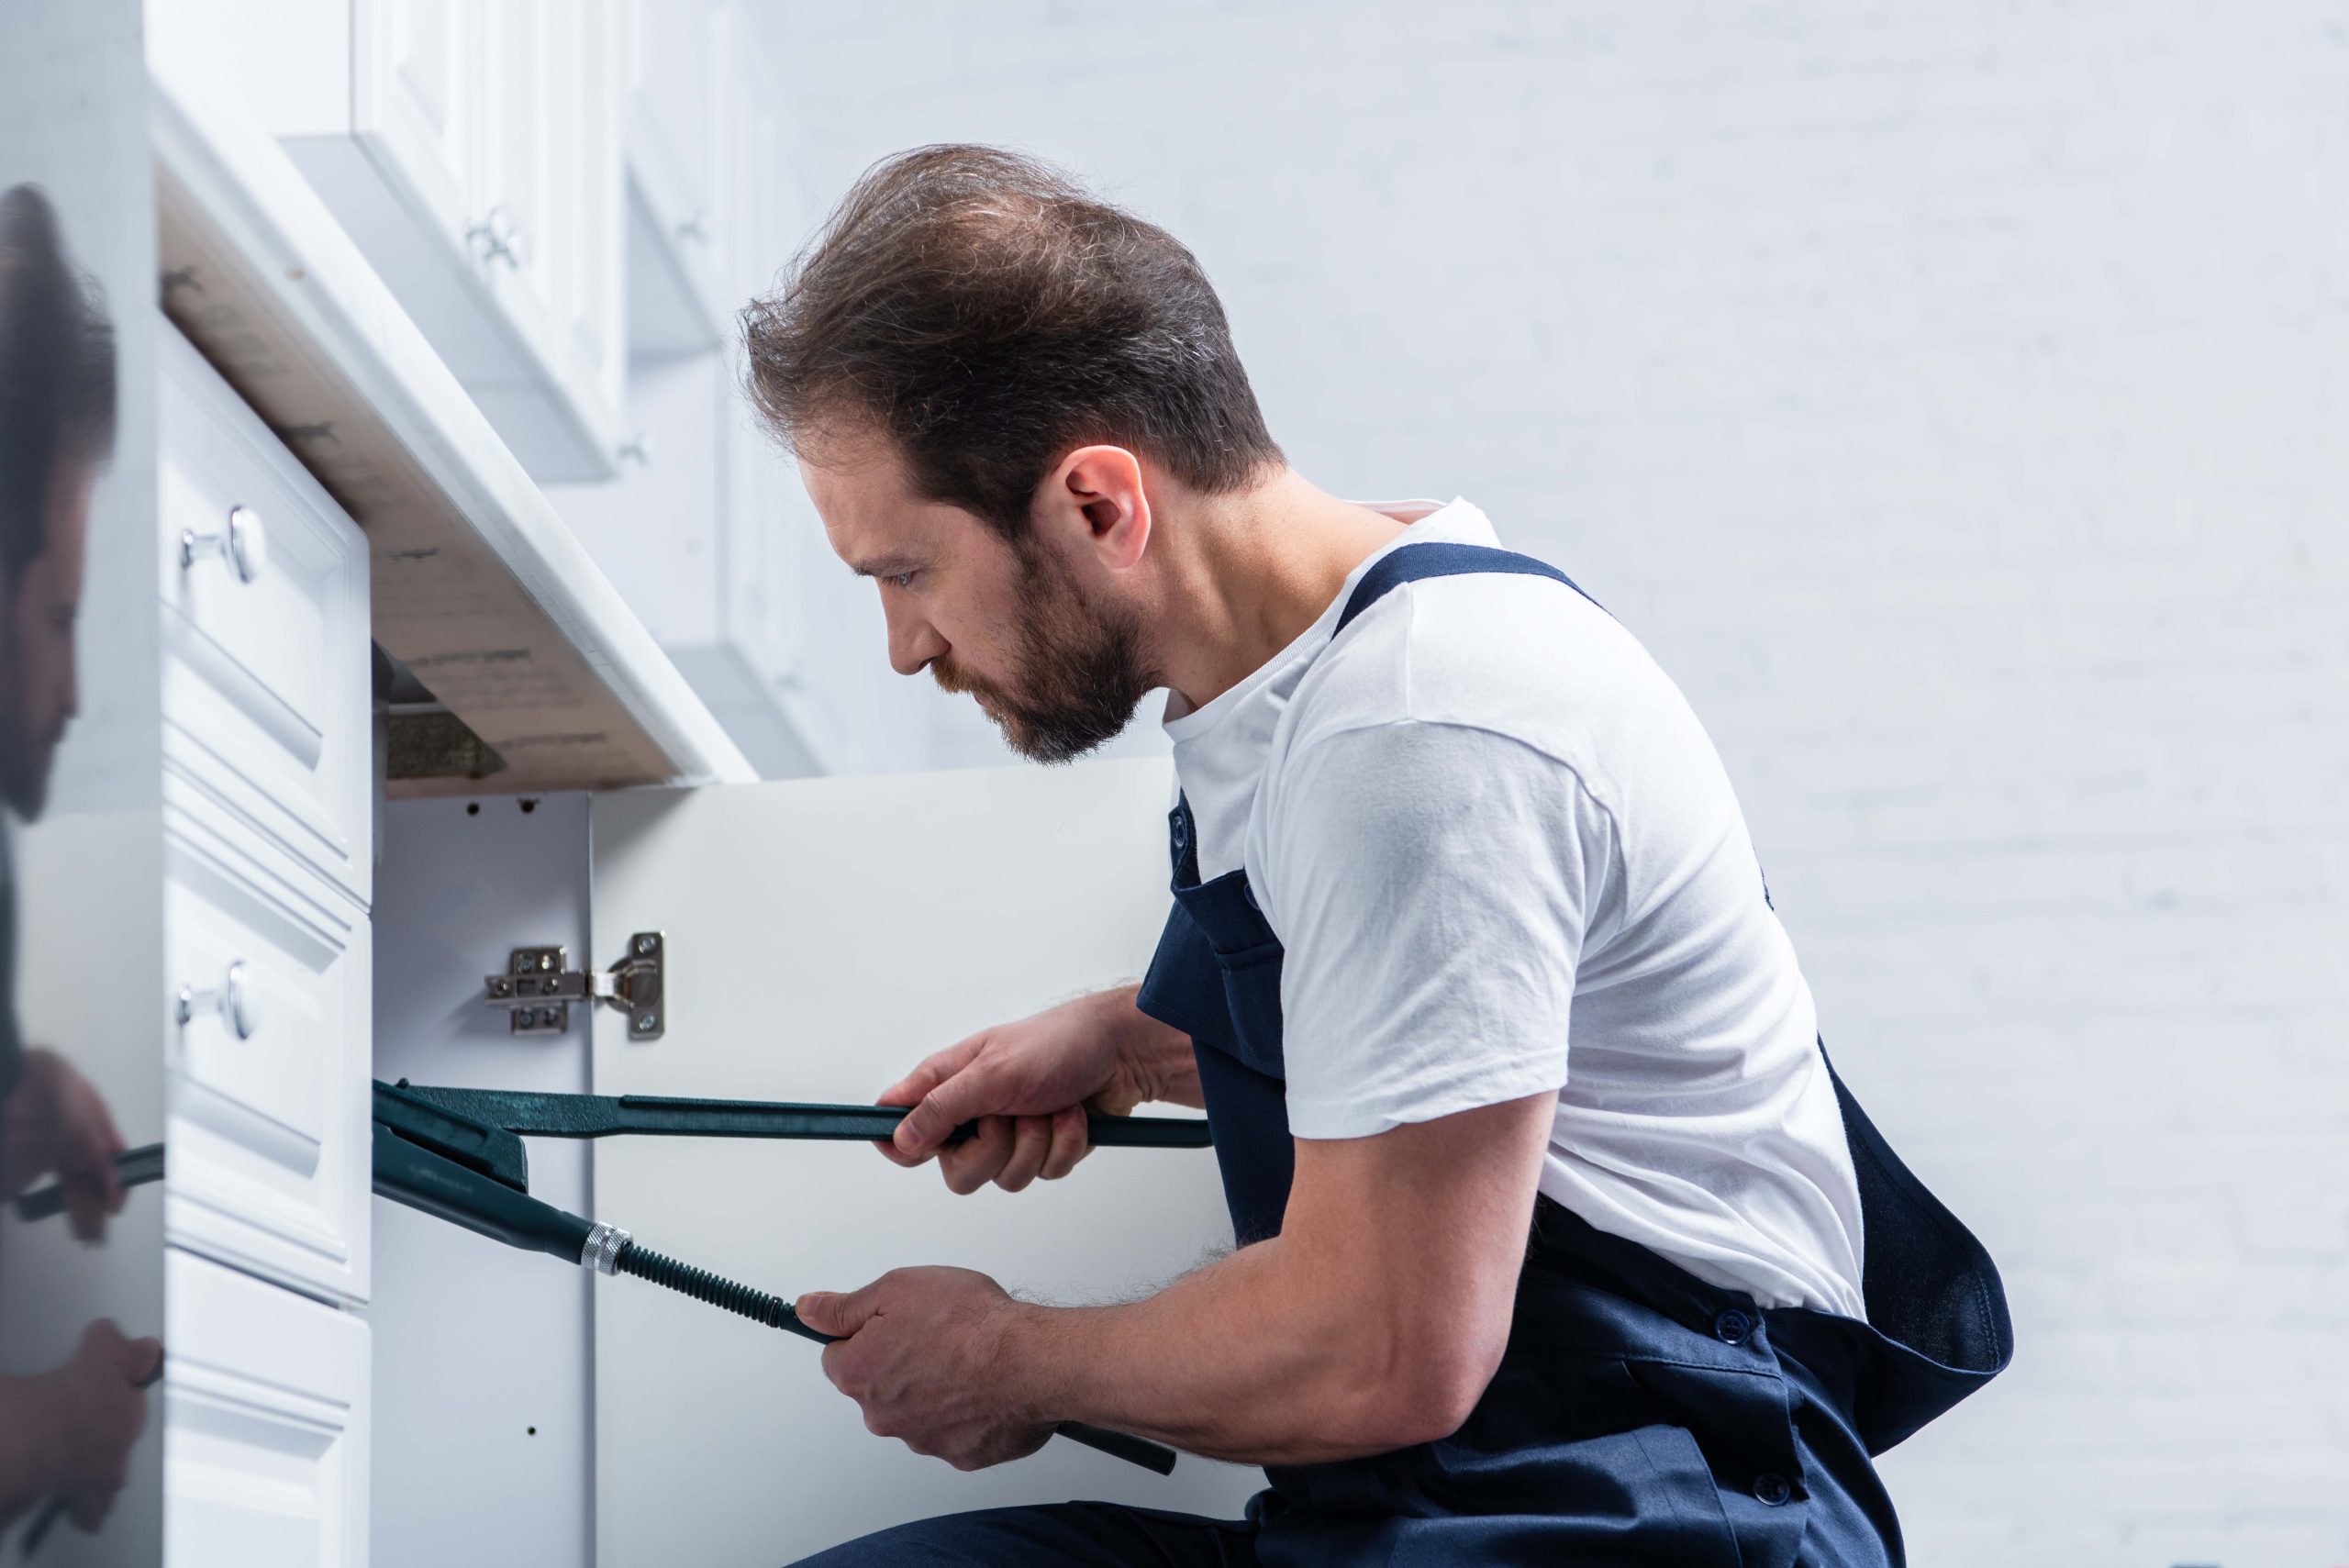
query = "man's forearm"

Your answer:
(0, 1375), (58, 1525)
(999, 1228), (1473, 1464)
(1090, 983), (1203, 1111)
(998, 1095), (1552, 1464)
